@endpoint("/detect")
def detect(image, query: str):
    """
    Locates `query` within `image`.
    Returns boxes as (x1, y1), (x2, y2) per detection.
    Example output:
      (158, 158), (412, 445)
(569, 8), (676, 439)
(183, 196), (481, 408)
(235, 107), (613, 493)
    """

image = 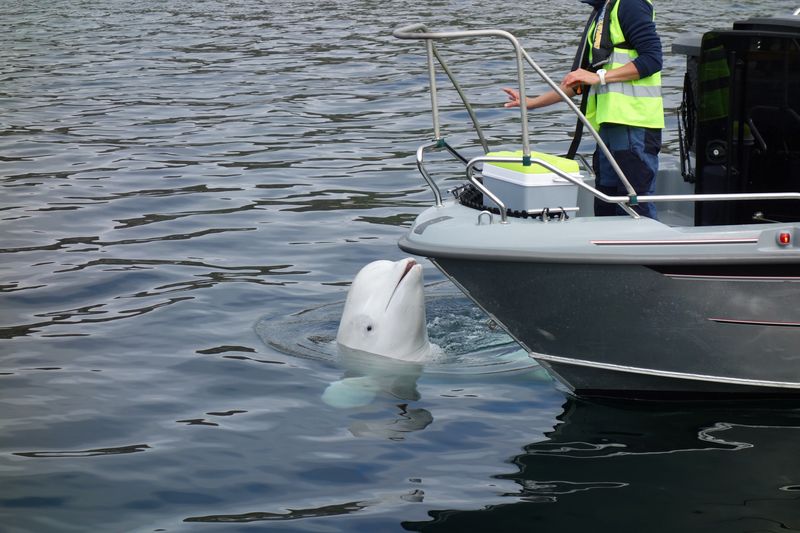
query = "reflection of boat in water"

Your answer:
(401, 399), (800, 532)
(392, 13), (800, 398)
